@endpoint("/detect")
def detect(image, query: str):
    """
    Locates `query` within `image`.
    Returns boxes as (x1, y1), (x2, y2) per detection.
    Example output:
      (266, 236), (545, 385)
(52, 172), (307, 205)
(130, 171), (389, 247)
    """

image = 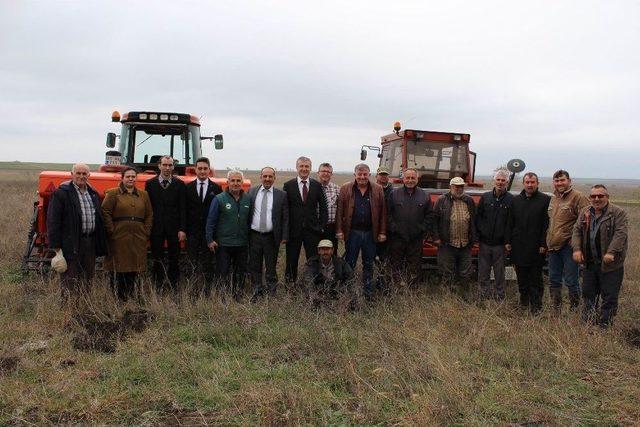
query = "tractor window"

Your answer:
(406, 140), (468, 180)
(128, 124), (196, 165)
(379, 141), (403, 176)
